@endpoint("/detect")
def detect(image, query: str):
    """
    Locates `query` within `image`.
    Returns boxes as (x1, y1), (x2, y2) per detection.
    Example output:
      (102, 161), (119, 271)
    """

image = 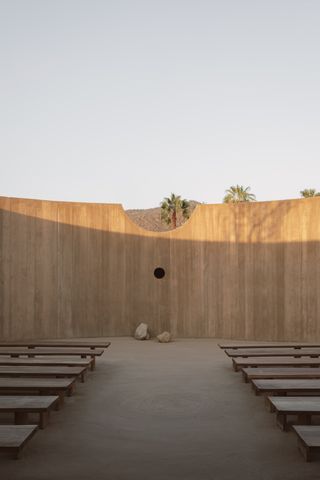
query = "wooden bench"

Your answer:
(219, 343), (318, 350)
(0, 377), (76, 407)
(292, 425), (320, 461)
(242, 367), (320, 383)
(0, 395), (59, 429)
(232, 357), (320, 372)
(0, 347), (104, 368)
(0, 365), (87, 382)
(0, 357), (94, 371)
(268, 396), (320, 431)
(0, 425), (38, 459)
(0, 341), (111, 350)
(225, 348), (320, 358)
(251, 379), (320, 396)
